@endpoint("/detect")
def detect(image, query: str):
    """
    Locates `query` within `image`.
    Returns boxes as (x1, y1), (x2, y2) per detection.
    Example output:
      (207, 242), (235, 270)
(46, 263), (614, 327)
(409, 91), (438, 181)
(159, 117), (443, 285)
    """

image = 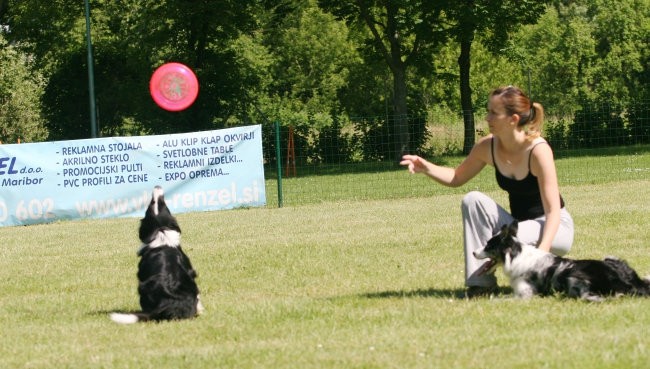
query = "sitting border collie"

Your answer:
(473, 221), (650, 302)
(111, 186), (203, 323)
